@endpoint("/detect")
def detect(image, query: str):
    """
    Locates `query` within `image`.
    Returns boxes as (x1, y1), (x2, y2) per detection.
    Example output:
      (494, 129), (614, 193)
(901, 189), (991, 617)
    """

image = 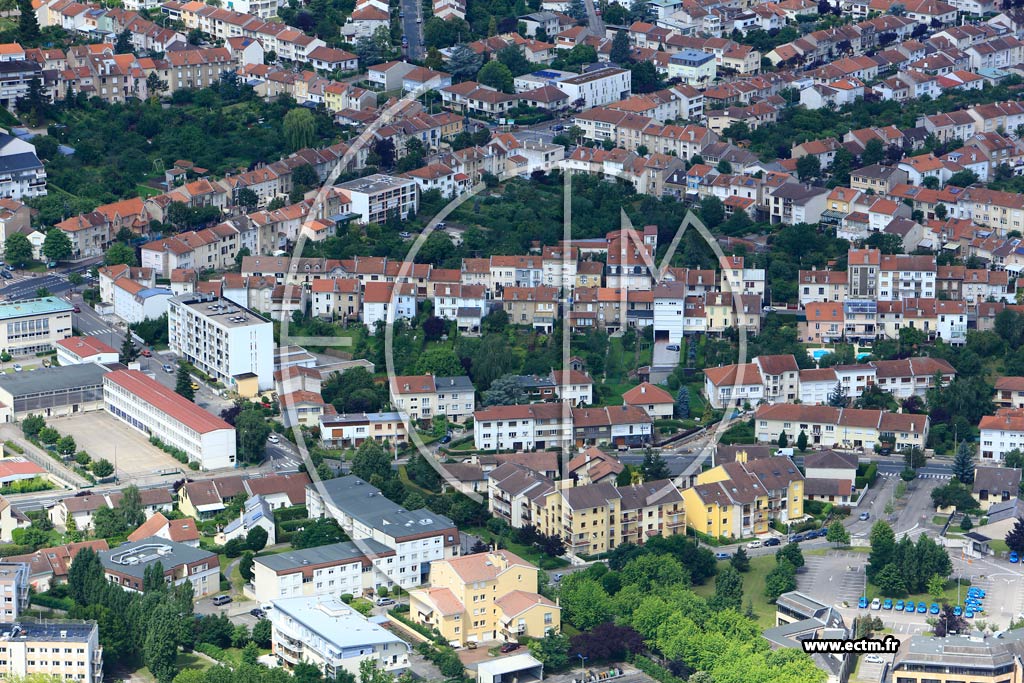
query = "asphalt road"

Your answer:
(581, 0), (604, 35)
(0, 273), (70, 300)
(399, 0), (424, 60)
